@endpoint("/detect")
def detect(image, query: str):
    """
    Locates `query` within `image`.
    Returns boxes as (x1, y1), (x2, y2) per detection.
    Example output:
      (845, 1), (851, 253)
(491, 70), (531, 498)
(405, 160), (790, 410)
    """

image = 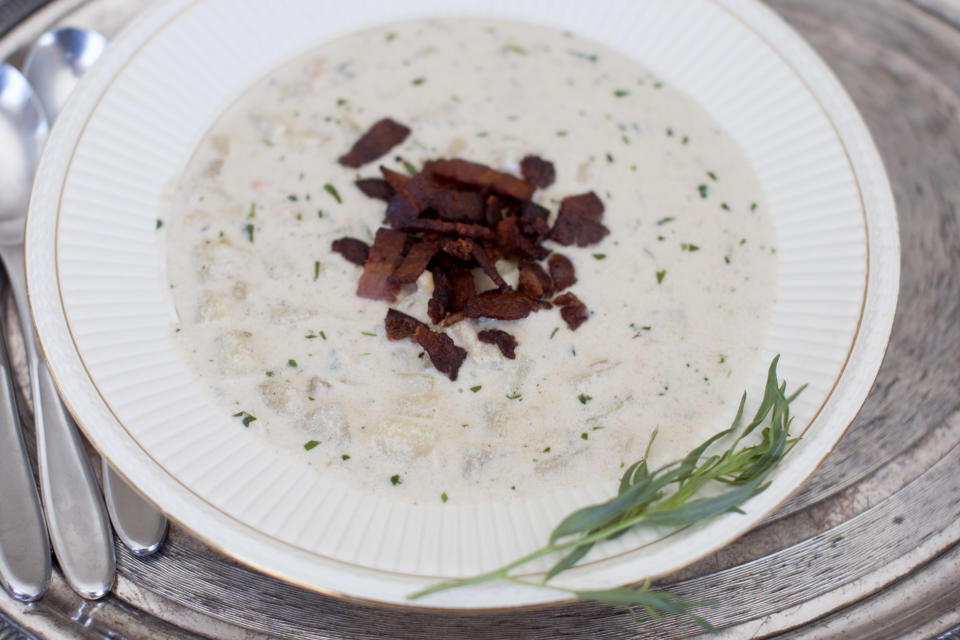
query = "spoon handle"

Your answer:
(102, 459), (167, 556)
(0, 291), (50, 601)
(1, 244), (115, 599)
